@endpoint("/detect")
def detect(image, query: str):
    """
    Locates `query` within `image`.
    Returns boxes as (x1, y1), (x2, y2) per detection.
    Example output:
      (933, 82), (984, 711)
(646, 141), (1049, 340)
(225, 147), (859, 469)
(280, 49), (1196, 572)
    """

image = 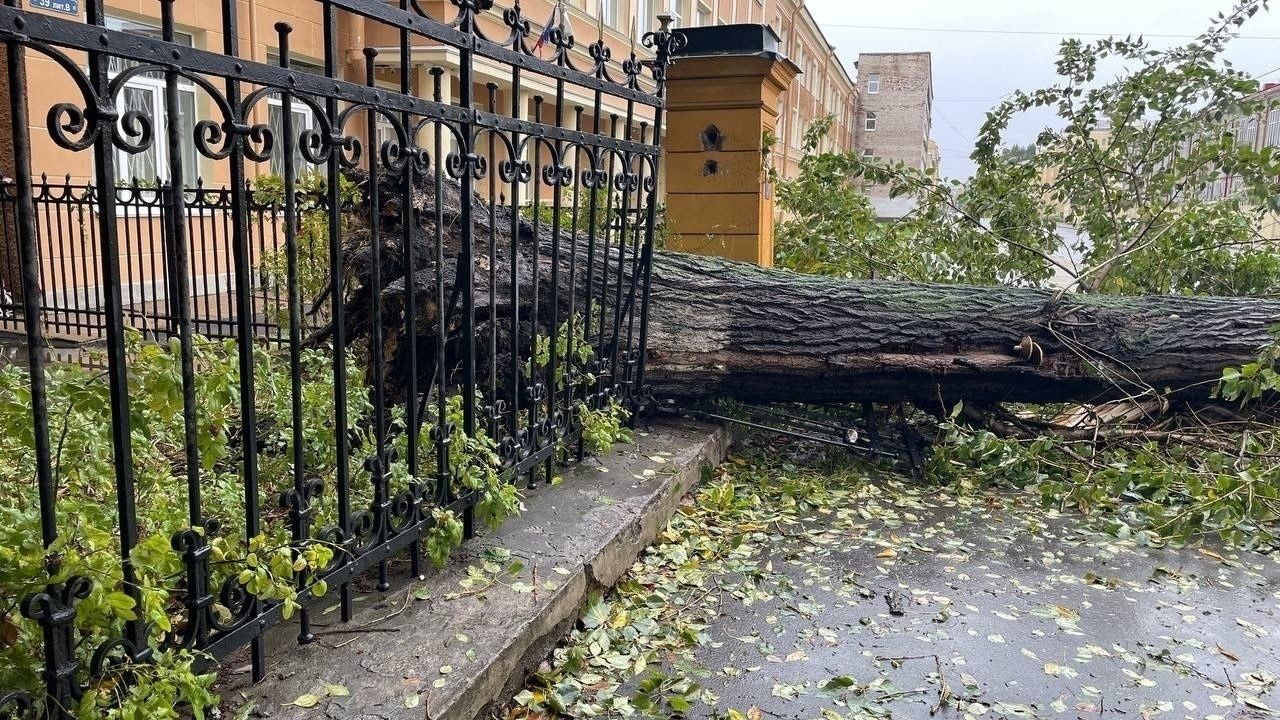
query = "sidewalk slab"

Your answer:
(223, 416), (728, 720)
